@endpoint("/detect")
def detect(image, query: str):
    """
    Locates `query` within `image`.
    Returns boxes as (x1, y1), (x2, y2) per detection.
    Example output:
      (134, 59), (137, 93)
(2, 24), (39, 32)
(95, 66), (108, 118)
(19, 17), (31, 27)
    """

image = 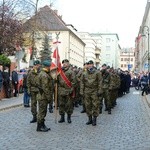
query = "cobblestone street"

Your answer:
(1, 88), (150, 150)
